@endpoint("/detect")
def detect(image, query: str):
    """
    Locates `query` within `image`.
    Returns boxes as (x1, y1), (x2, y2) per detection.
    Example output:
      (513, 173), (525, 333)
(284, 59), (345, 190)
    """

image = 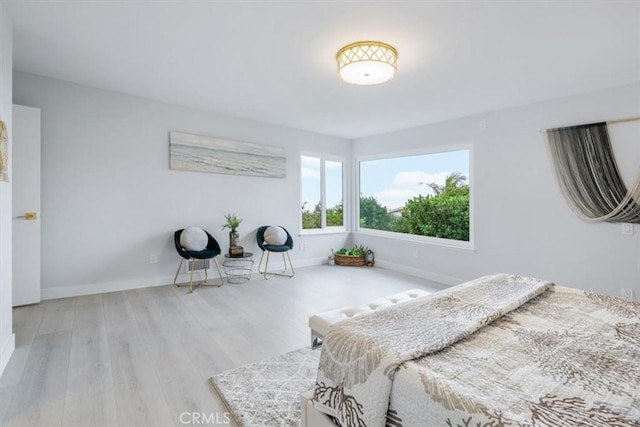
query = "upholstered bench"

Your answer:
(308, 288), (431, 349)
